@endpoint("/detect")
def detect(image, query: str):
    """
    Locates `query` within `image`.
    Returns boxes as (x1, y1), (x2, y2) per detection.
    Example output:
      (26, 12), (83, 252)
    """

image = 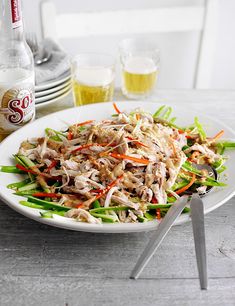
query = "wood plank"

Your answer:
(0, 198), (234, 279)
(0, 275), (235, 306)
